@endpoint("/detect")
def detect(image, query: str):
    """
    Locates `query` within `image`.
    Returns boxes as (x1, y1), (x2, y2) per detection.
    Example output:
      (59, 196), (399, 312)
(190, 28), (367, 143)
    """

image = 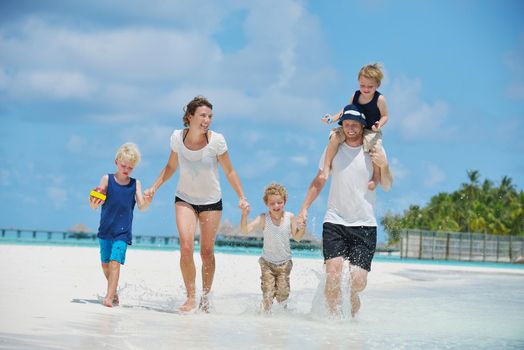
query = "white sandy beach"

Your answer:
(1, 244), (523, 349)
